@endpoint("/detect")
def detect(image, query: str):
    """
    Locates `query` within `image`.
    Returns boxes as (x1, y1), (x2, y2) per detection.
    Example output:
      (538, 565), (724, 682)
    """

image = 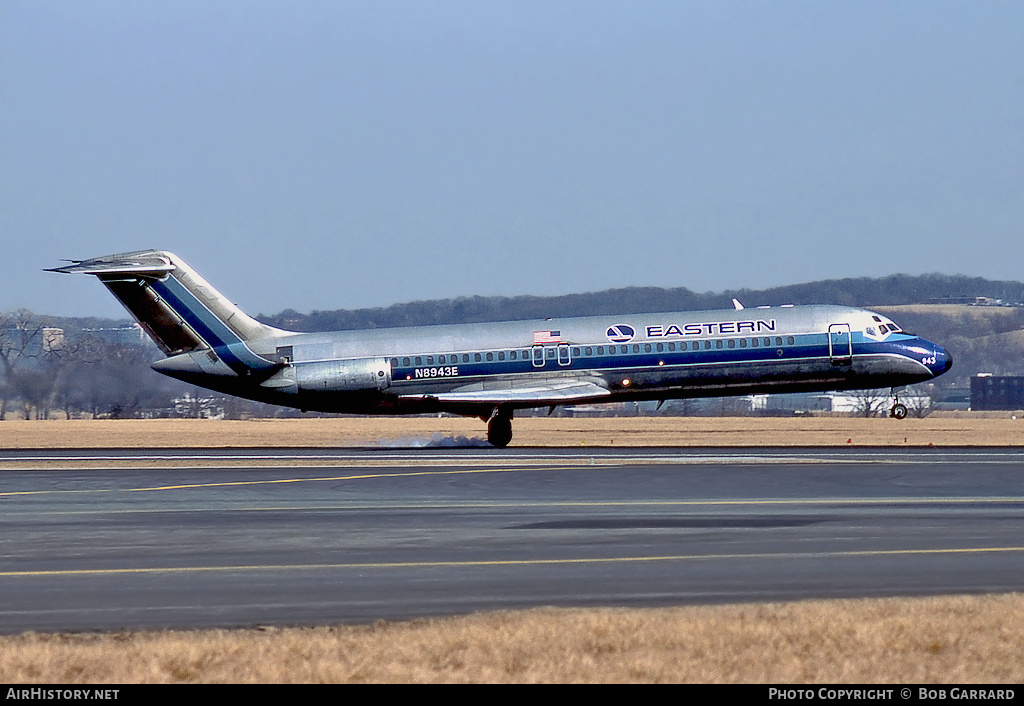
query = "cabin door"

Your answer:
(532, 345), (546, 368)
(828, 323), (852, 366)
(557, 343), (572, 366)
